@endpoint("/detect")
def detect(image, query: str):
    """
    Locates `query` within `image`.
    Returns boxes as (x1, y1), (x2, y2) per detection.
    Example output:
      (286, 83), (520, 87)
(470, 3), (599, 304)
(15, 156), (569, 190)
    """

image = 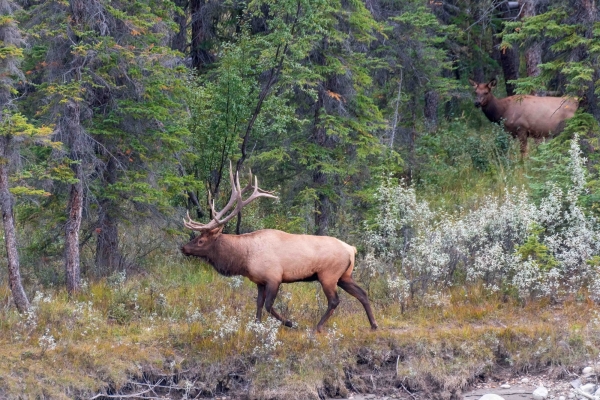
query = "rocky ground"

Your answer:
(321, 364), (600, 400)
(462, 364), (600, 400)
